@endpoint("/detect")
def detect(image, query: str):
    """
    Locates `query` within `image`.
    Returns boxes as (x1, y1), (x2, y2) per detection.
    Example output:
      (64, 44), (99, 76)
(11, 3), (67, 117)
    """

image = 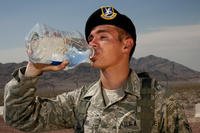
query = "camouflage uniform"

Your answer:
(3, 67), (192, 133)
